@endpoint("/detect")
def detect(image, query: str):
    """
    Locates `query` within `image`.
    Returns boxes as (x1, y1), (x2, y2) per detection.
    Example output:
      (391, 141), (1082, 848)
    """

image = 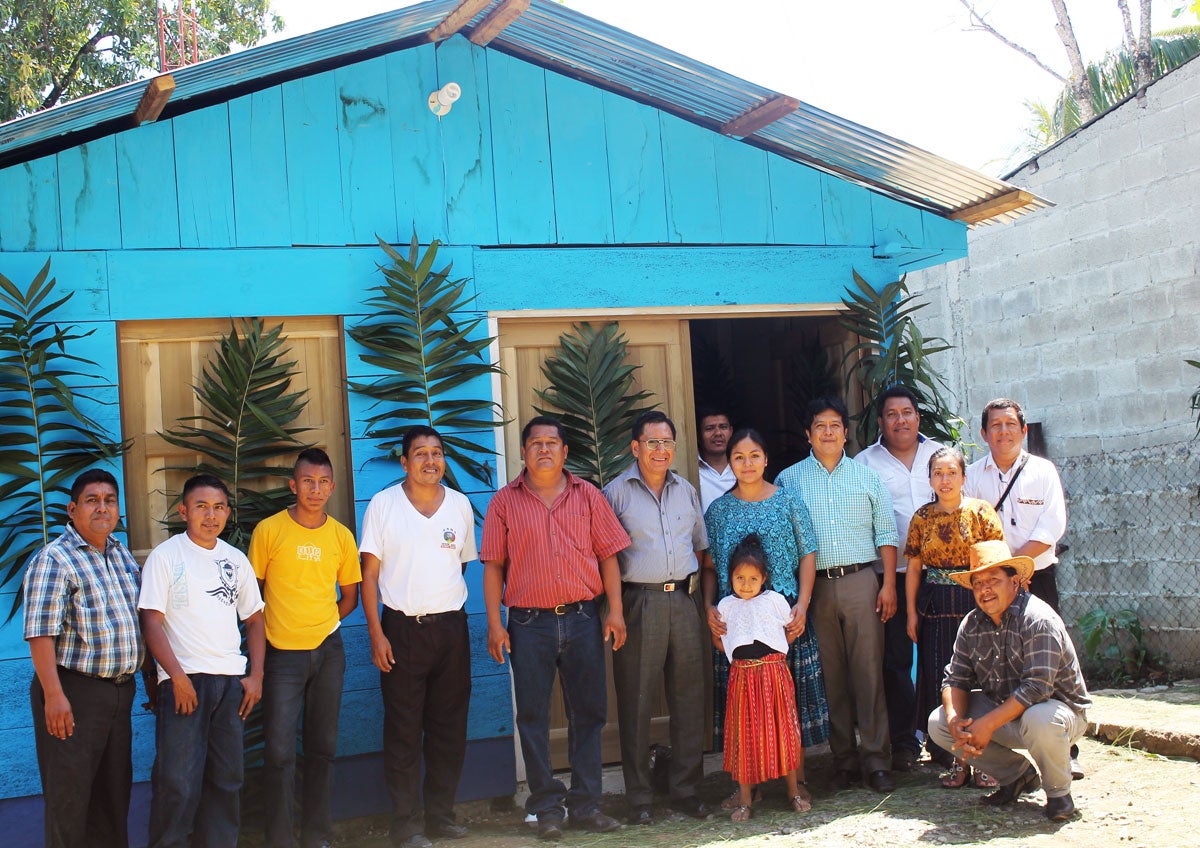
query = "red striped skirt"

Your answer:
(723, 652), (802, 784)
